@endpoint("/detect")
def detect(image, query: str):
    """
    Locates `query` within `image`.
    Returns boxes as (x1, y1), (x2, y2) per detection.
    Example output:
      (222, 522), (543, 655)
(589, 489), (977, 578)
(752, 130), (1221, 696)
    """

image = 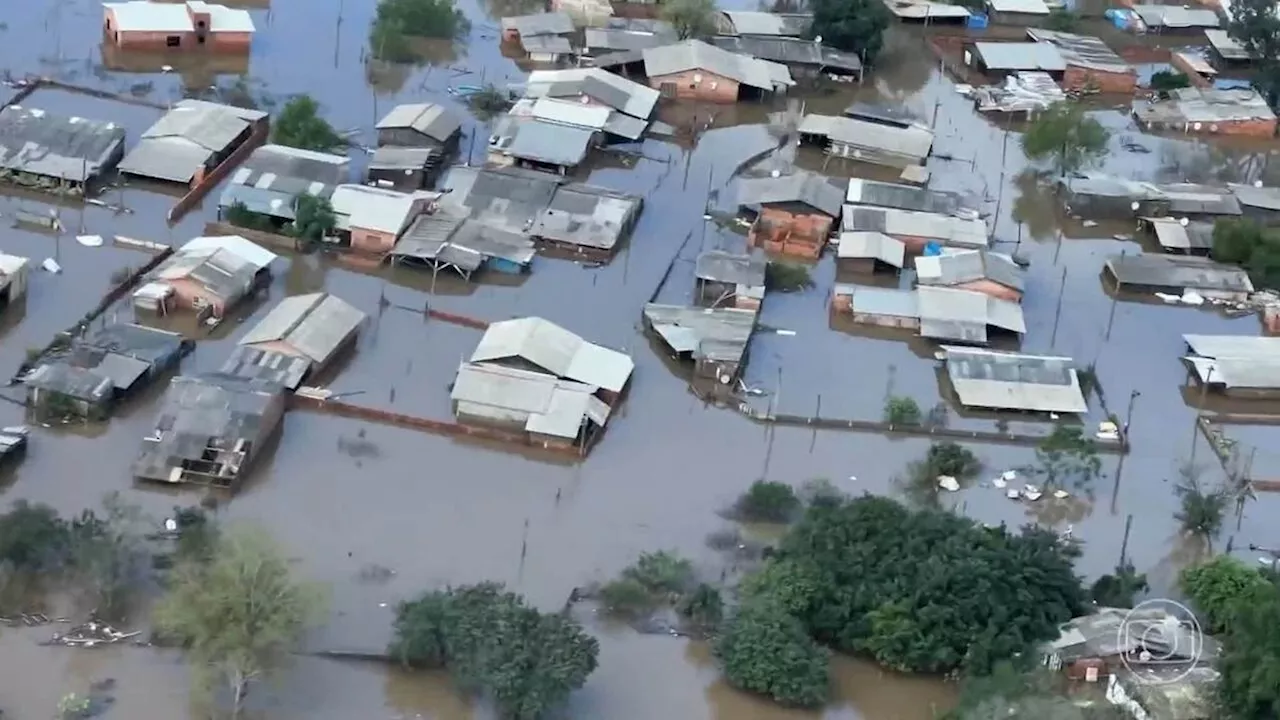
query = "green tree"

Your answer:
(662, 0), (717, 39)
(154, 525), (326, 718)
(66, 493), (149, 621)
(598, 549), (695, 617)
(677, 583), (724, 630)
(224, 201), (274, 232)
(1229, 0), (1280, 106)
(1216, 587), (1280, 719)
(738, 558), (820, 616)
(883, 395), (922, 426)
(1149, 70), (1191, 91)
(1212, 218), (1280, 288)
(1180, 555), (1273, 634)
(390, 582), (599, 719)
(948, 662), (1129, 719)
(1044, 8), (1080, 32)
(1173, 462), (1228, 543)
(0, 501), (69, 574)
(764, 261), (813, 292)
(1021, 102), (1110, 177)
(370, 0), (470, 62)
(808, 0), (890, 60)
(292, 194), (337, 242)
(271, 95), (344, 153)
(1089, 560), (1148, 608)
(732, 480), (801, 523)
(897, 442), (983, 508)
(1031, 425), (1101, 488)
(716, 598), (830, 707)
